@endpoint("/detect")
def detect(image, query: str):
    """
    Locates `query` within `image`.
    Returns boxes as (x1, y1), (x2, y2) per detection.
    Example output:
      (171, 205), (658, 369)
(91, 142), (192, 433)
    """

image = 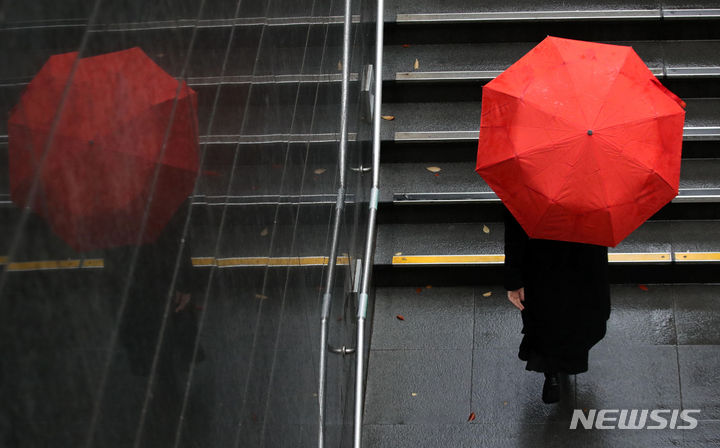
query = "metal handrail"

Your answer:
(317, 0), (352, 447)
(354, 0), (384, 446)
